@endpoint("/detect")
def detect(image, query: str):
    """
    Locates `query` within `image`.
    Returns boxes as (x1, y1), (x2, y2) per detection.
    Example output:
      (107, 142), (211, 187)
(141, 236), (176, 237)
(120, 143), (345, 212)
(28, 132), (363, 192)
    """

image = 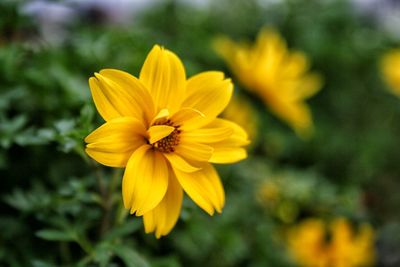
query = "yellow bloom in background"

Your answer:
(215, 28), (322, 137)
(287, 218), (376, 267)
(330, 219), (376, 267)
(85, 45), (249, 238)
(222, 94), (259, 142)
(381, 49), (400, 97)
(258, 180), (280, 207)
(289, 219), (330, 267)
